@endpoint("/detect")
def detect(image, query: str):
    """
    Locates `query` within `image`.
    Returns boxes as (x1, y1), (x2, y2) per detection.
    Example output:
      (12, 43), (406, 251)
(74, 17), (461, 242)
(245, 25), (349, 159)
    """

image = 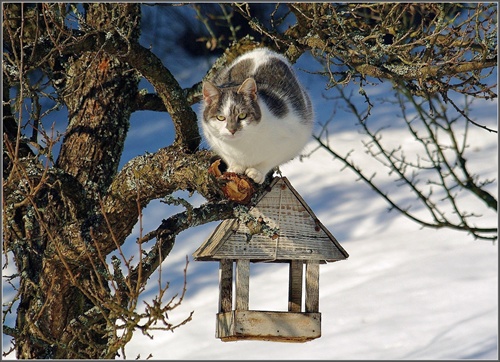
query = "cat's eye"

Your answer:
(216, 115), (226, 121)
(238, 113), (247, 120)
